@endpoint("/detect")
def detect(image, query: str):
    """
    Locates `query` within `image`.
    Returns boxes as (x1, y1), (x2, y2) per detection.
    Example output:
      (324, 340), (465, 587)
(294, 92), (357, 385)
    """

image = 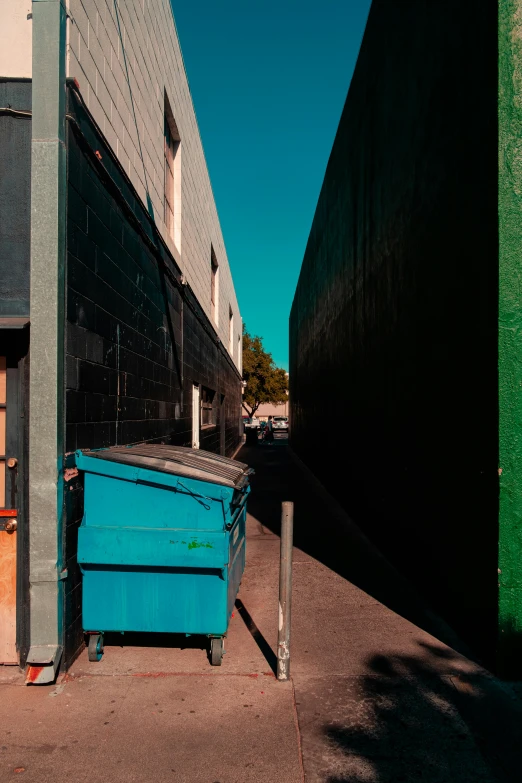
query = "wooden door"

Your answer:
(0, 356), (18, 664)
